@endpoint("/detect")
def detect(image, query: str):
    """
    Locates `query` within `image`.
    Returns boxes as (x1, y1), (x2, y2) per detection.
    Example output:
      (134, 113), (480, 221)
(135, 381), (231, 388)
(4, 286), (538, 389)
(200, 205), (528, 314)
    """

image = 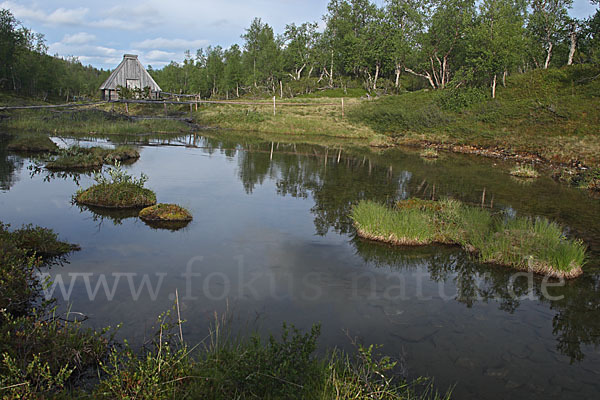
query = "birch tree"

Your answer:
(384, 0), (428, 88)
(529, 0), (573, 69)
